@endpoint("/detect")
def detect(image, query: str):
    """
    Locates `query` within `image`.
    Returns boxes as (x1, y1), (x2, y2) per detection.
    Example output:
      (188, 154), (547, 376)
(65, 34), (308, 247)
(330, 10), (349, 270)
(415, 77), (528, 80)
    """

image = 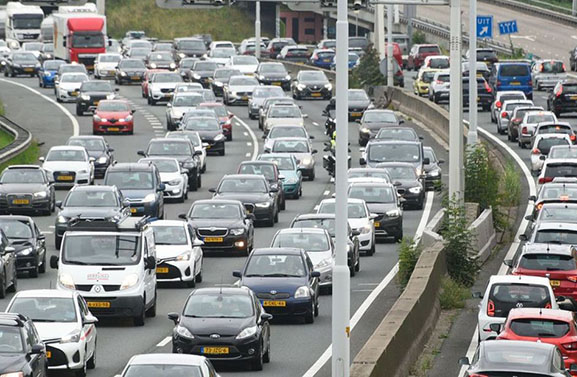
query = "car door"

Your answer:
(24, 322), (45, 377)
(33, 222), (46, 266)
(0, 232), (14, 287)
(77, 295), (97, 361)
(306, 255), (319, 299)
(187, 223), (202, 276)
(254, 293), (269, 352)
(143, 230), (156, 305)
